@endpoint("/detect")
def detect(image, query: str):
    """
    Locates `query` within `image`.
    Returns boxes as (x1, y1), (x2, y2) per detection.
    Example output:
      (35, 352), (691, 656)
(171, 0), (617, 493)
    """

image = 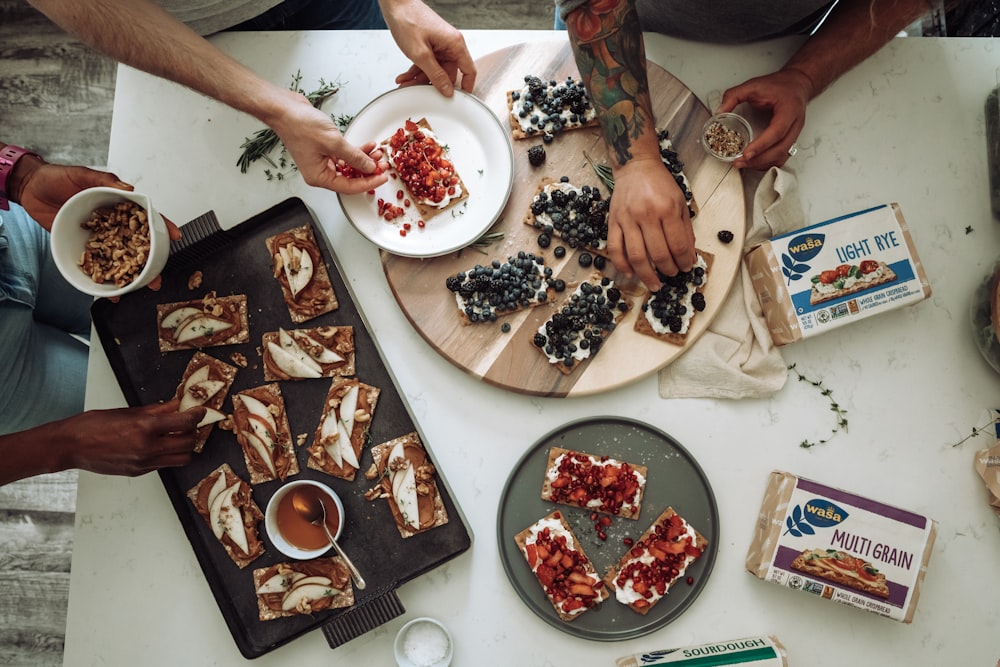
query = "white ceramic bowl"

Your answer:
(700, 112), (753, 162)
(394, 617), (453, 667)
(264, 479), (345, 560)
(50, 186), (170, 298)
